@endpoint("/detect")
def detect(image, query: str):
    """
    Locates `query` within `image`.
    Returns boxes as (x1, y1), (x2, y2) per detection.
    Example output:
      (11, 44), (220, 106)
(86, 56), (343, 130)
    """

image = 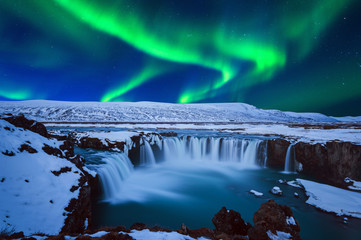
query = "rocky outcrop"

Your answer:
(212, 206), (251, 236)
(295, 141), (361, 186)
(267, 138), (291, 169)
(248, 200), (301, 240)
(4, 114), (48, 137)
(75, 137), (126, 151)
(267, 137), (361, 187)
